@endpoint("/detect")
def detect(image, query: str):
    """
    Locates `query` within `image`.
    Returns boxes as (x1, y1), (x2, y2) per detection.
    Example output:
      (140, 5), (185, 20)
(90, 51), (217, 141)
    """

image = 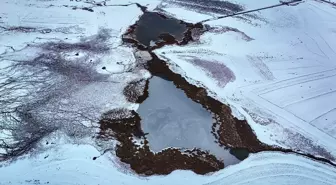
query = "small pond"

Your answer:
(134, 12), (188, 47)
(137, 76), (241, 166)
